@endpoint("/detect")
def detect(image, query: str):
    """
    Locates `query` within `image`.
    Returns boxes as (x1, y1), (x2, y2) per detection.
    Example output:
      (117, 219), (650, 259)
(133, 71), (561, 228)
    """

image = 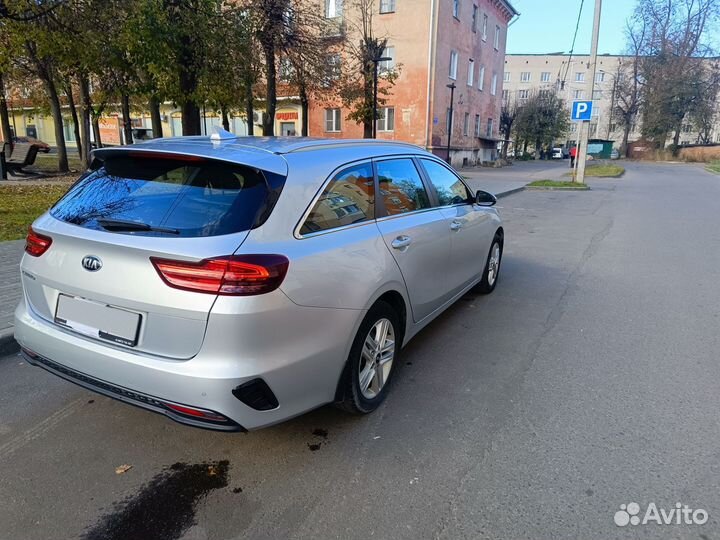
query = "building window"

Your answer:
(322, 53), (341, 86)
(573, 89), (583, 99)
(482, 13), (488, 40)
(474, 114), (481, 136)
(325, 108), (341, 132)
(453, 0), (460, 18)
(520, 71), (531, 82)
(595, 71), (605, 82)
(491, 73), (497, 95)
(325, 0), (343, 18)
(540, 71), (551, 82)
(486, 117), (494, 138)
(379, 46), (395, 73)
(504, 71), (510, 82)
(570, 123), (577, 133)
(463, 112), (470, 136)
(518, 89), (529, 100)
(575, 72), (585, 82)
(467, 59), (474, 86)
(472, 5), (478, 32)
(502, 89), (509, 100)
(479, 65), (485, 90)
(379, 0), (395, 13)
(449, 50), (458, 79)
(592, 90), (603, 99)
(494, 25), (500, 49)
(377, 107), (395, 132)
